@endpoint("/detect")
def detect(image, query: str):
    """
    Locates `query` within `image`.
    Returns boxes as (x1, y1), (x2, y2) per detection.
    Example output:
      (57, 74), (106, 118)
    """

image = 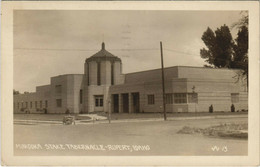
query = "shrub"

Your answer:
(209, 105), (213, 113)
(65, 108), (70, 114)
(231, 104), (235, 112)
